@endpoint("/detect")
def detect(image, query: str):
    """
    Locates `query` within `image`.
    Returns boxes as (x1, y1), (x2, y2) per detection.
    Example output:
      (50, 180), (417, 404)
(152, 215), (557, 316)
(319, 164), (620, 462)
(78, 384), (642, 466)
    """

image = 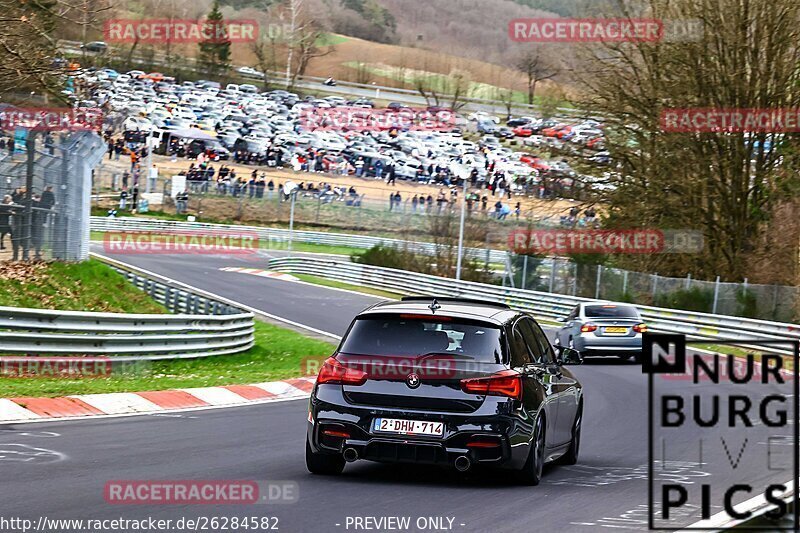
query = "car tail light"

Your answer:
(460, 370), (522, 400)
(633, 323), (648, 333)
(317, 356), (367, 386)
(580, 323), (598, 333)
